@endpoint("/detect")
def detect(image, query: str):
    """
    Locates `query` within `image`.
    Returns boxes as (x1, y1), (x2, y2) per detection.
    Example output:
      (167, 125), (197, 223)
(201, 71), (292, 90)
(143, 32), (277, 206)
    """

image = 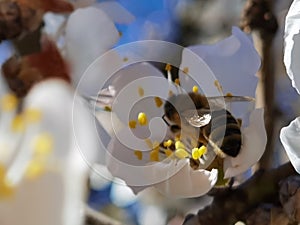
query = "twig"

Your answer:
(183, 163), (296, 225)
(85, 206), (123, 225)
(240, 0), (278, 170)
